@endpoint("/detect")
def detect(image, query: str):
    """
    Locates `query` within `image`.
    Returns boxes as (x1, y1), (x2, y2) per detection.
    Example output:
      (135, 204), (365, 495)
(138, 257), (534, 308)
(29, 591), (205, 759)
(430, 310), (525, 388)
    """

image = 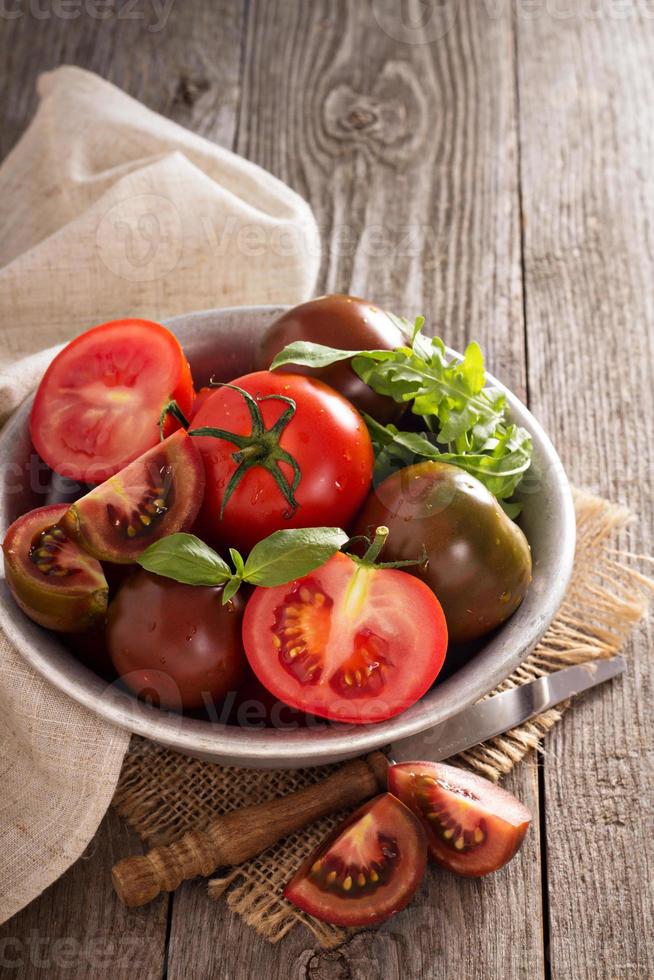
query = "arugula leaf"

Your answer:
(269, 341), (367, 372)
(265, 317), (533, 509)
